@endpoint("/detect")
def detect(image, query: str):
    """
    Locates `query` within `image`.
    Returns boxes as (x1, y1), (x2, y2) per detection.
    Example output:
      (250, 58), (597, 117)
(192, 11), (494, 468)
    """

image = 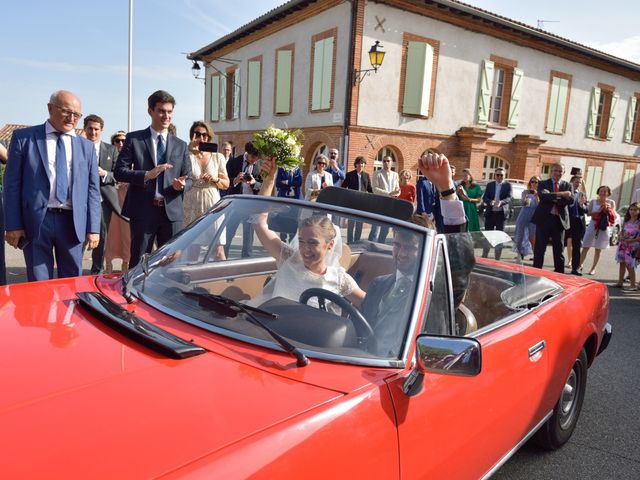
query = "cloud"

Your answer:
(586, 35), (640, 64)
(1, 56), (190, 81)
